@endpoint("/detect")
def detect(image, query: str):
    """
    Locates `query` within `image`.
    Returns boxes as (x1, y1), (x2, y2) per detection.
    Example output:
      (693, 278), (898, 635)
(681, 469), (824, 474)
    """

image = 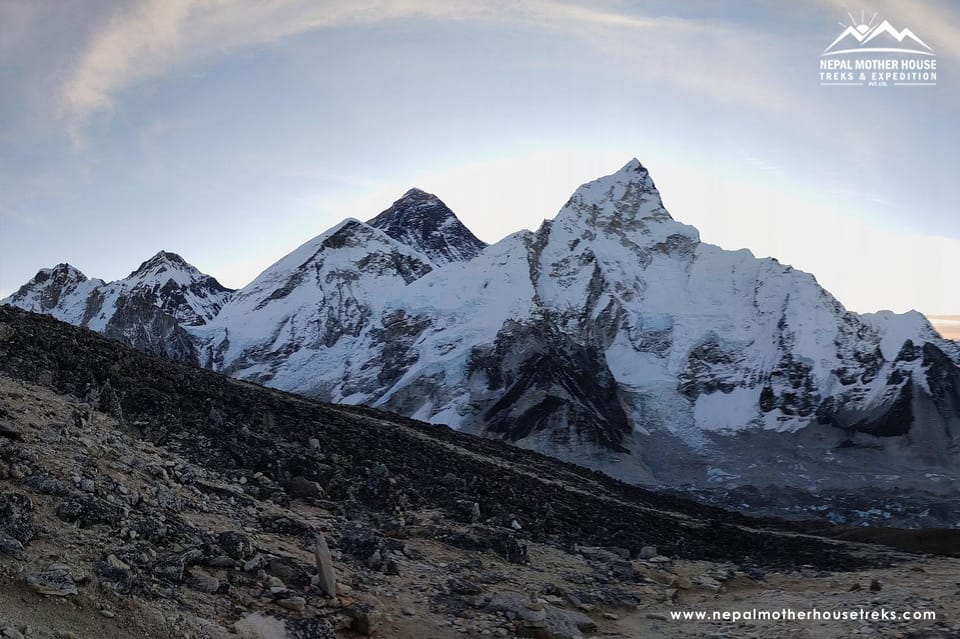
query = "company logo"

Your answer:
(819, 10), (937, 87)
(824, 12), (934, 56)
